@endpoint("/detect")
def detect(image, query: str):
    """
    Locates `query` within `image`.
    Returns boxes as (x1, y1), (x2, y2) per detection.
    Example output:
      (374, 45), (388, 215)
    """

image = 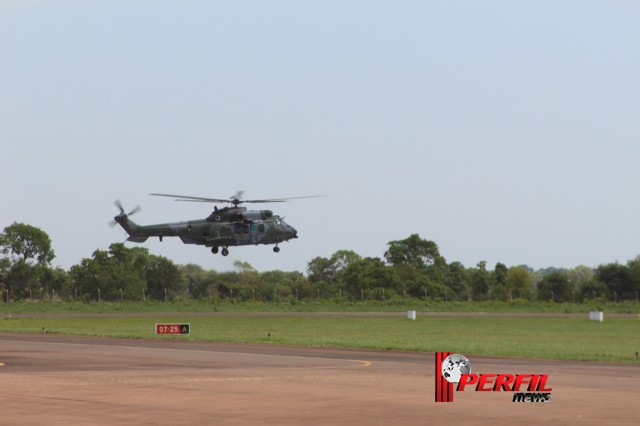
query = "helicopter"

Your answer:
(110, 192), (325, 256)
